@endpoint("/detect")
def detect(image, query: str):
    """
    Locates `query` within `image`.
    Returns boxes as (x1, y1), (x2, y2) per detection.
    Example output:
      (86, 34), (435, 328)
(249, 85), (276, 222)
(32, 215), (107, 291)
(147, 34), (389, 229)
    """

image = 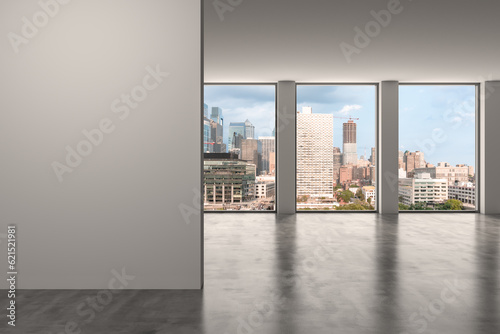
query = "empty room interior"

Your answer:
(1, 0), (500, 333)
